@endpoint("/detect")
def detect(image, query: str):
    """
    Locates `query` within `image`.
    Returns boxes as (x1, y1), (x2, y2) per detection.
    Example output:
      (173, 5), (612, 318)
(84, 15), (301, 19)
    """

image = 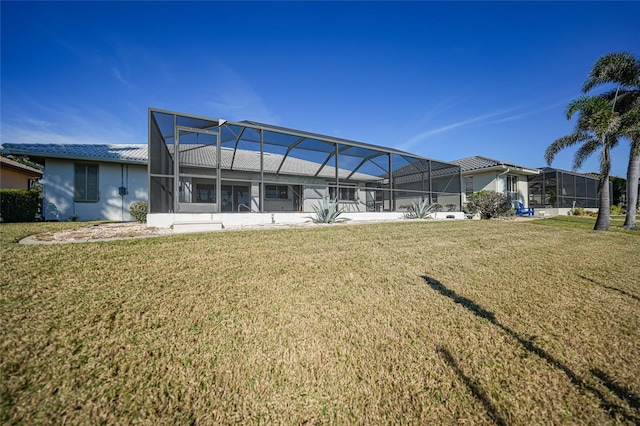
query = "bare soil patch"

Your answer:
(22, 222), (172, 244)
